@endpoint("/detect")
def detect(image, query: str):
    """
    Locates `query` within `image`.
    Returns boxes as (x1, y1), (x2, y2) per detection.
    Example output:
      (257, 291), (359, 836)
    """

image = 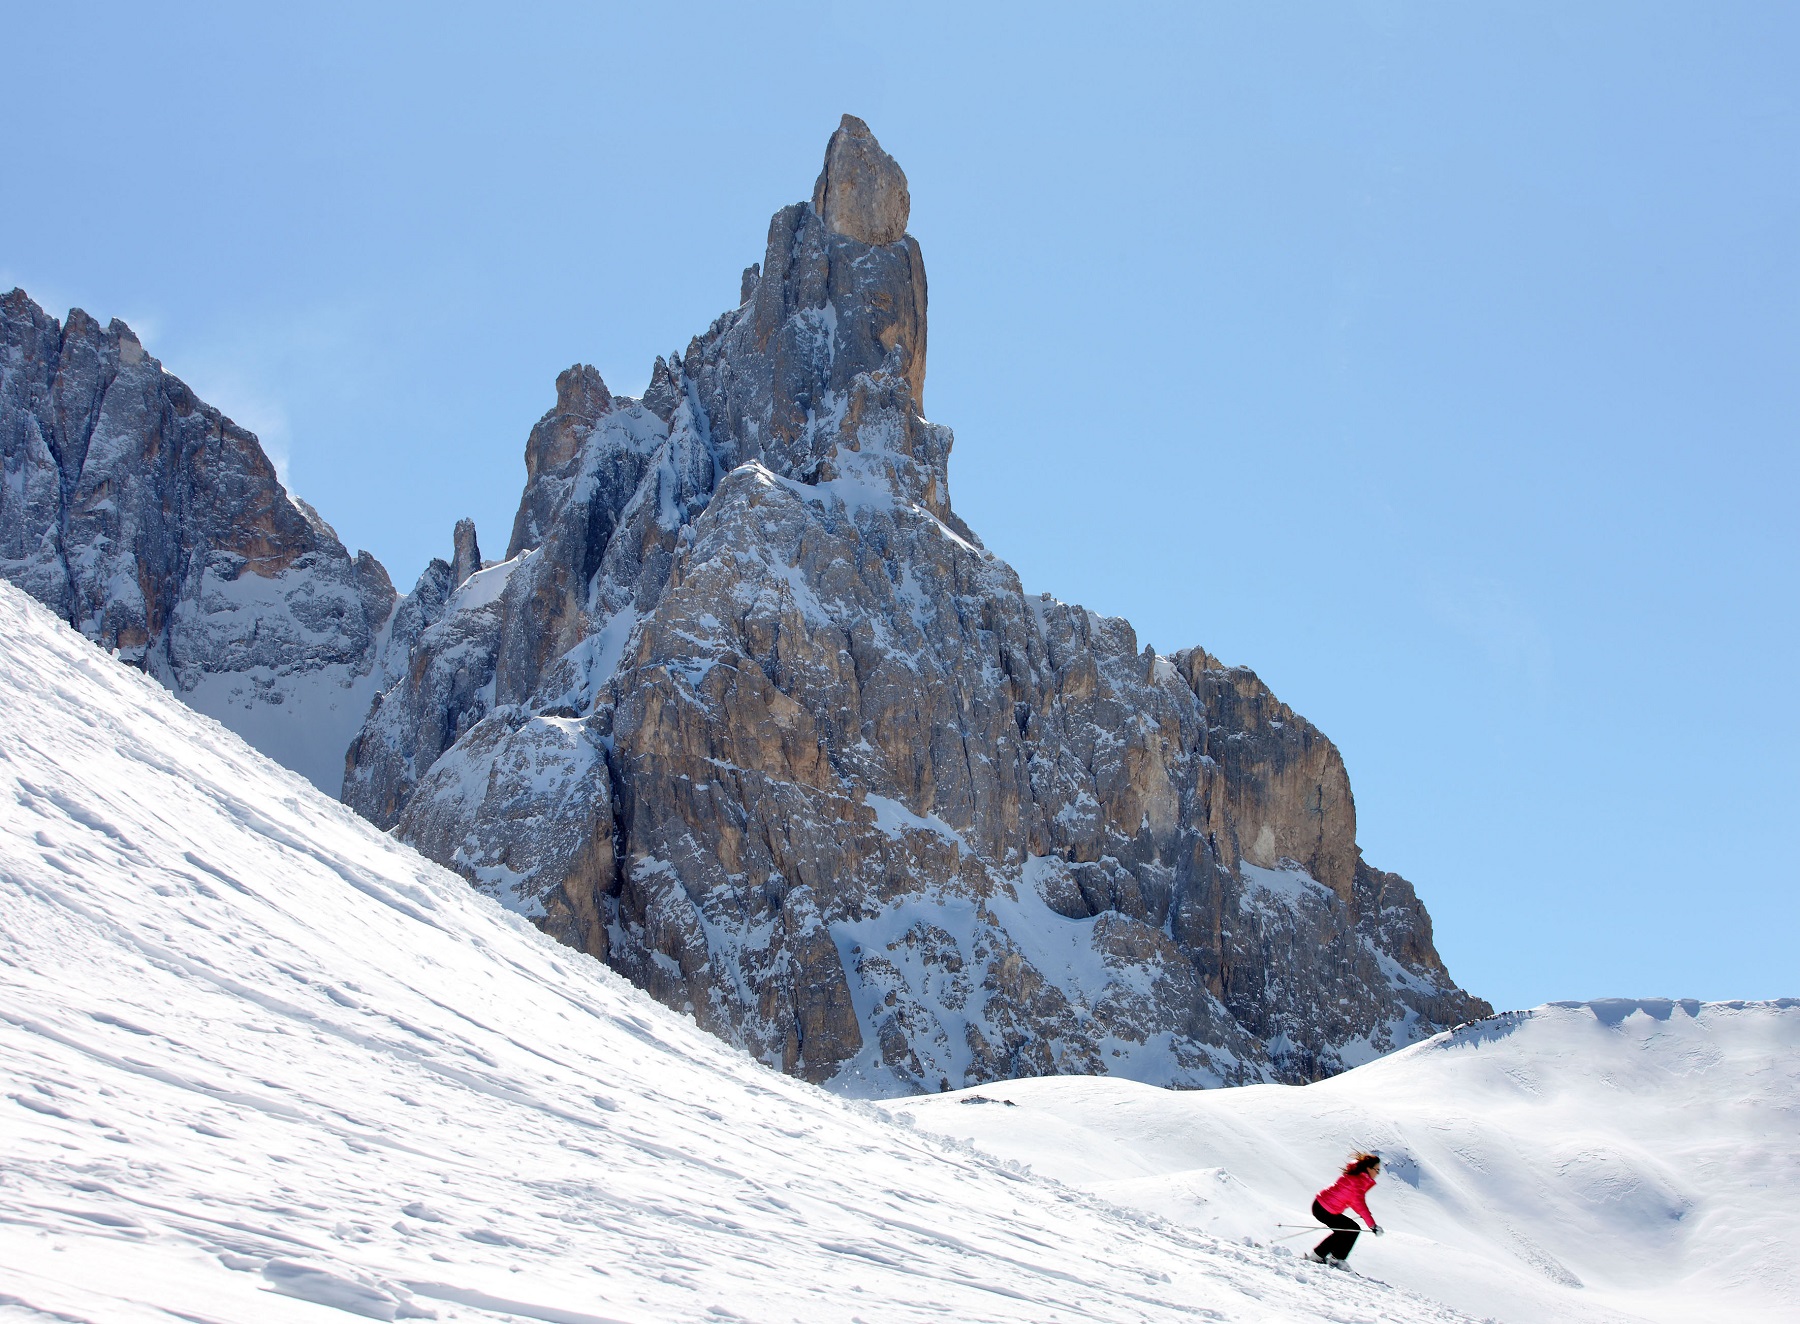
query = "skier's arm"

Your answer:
(1349, 1189), (1376, 1230)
